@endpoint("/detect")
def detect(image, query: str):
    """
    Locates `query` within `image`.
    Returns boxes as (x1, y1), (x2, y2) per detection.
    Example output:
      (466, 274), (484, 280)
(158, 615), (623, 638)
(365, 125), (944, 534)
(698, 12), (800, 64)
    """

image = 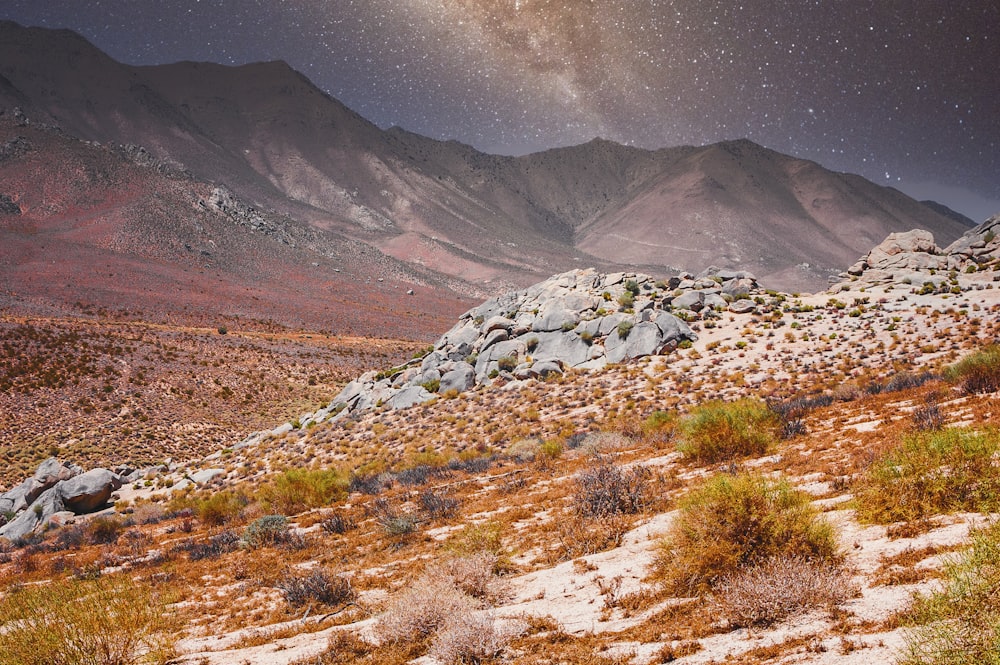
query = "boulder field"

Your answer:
(315, 266), (767, 422)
